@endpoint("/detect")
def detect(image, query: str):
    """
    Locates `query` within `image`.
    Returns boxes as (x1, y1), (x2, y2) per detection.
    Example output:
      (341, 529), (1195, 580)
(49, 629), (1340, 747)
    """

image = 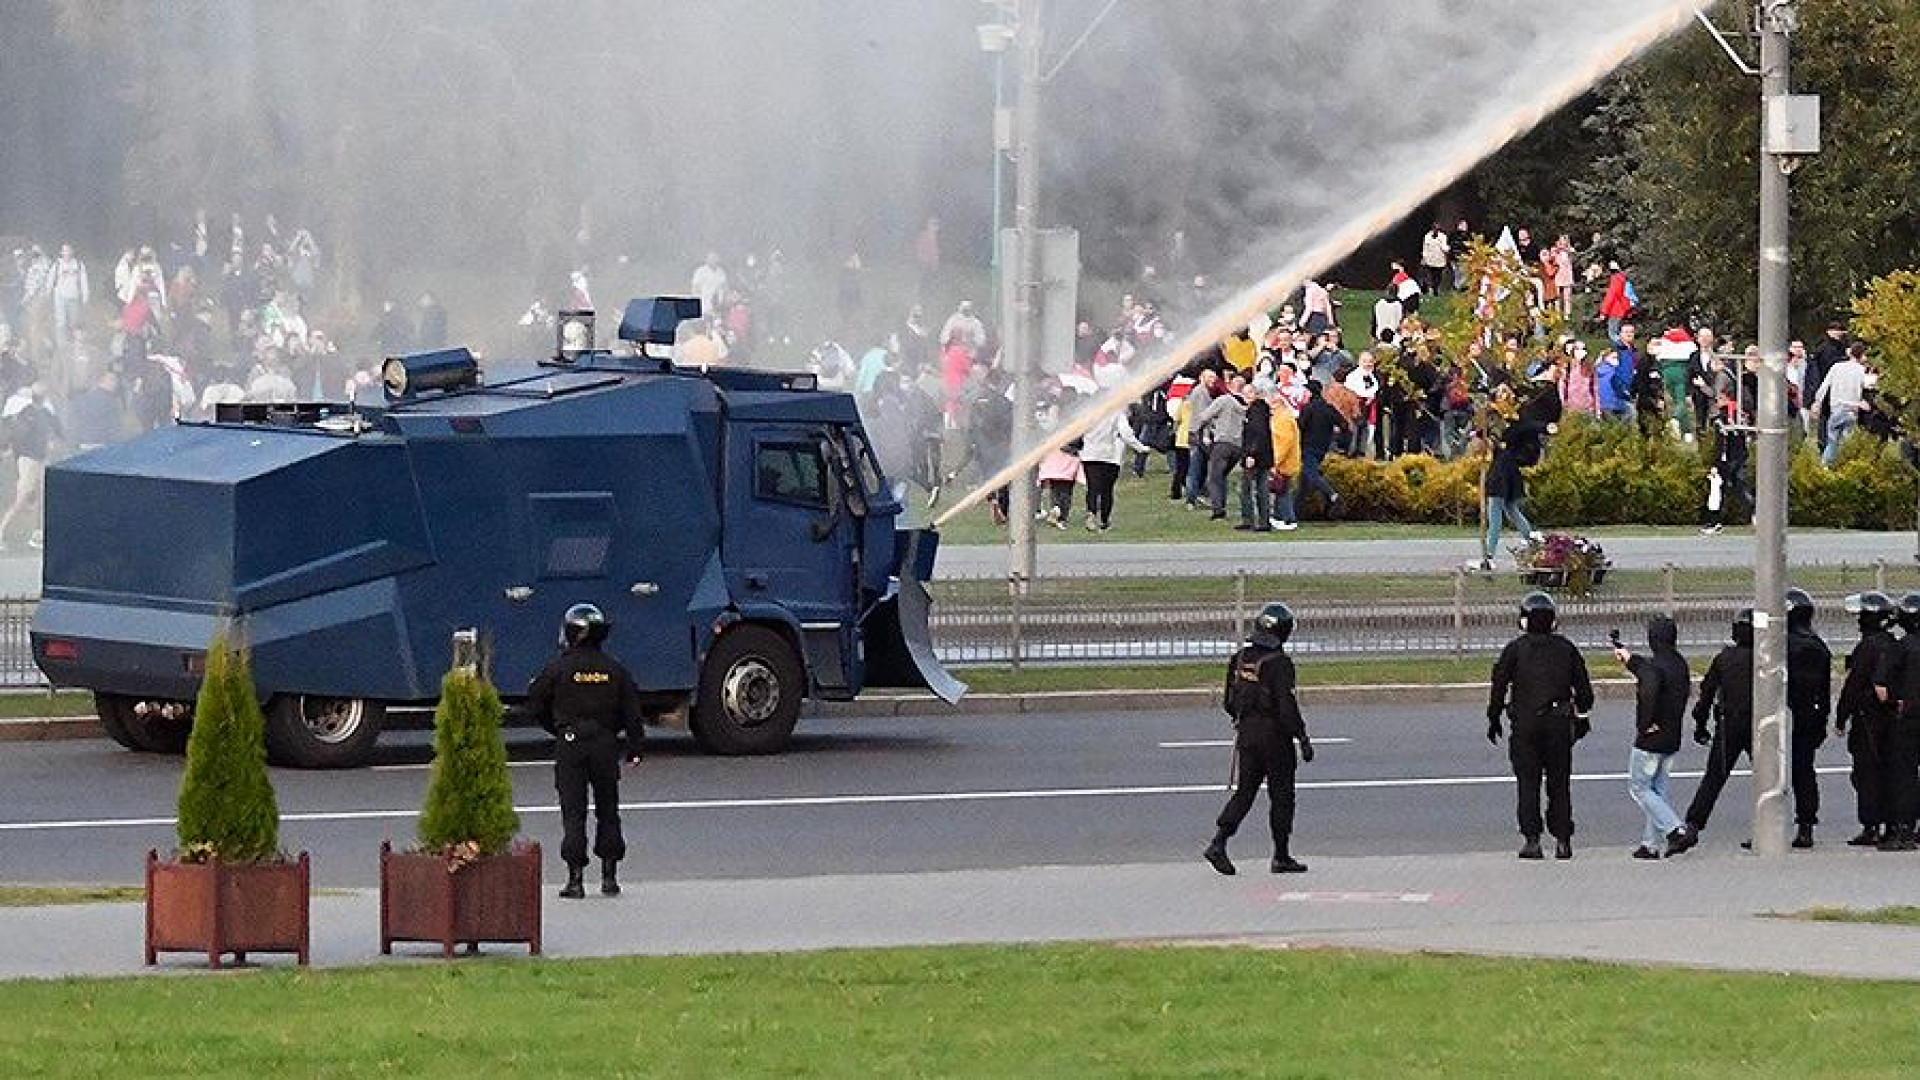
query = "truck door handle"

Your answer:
(505, 586), (534, 602)
(746, 574), (769, 591)
(630, 581), (660, 597)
